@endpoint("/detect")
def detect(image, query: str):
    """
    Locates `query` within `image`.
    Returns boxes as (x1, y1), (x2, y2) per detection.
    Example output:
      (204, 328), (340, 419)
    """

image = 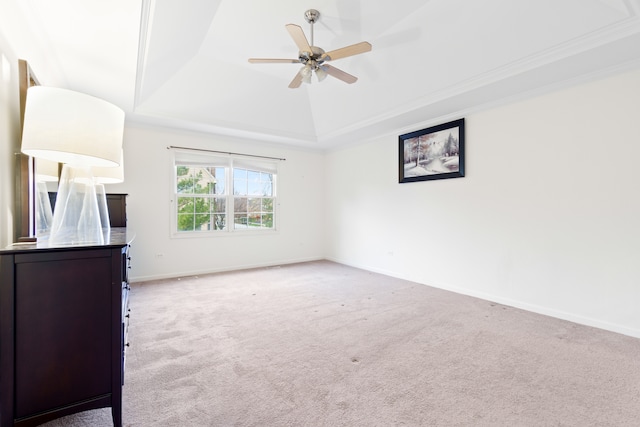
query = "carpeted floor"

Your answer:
(41, 260), (640, 426)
